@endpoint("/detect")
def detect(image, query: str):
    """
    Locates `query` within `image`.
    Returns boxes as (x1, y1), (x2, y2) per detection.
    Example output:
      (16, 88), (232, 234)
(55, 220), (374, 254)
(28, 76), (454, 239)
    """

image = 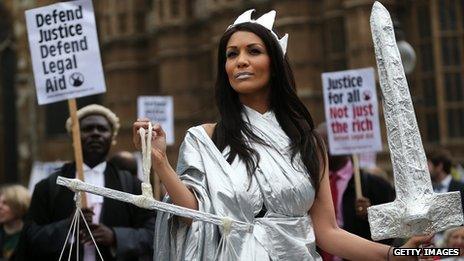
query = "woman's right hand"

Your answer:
(132, 118), (168, 167)
(132, 118), (152, 150)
